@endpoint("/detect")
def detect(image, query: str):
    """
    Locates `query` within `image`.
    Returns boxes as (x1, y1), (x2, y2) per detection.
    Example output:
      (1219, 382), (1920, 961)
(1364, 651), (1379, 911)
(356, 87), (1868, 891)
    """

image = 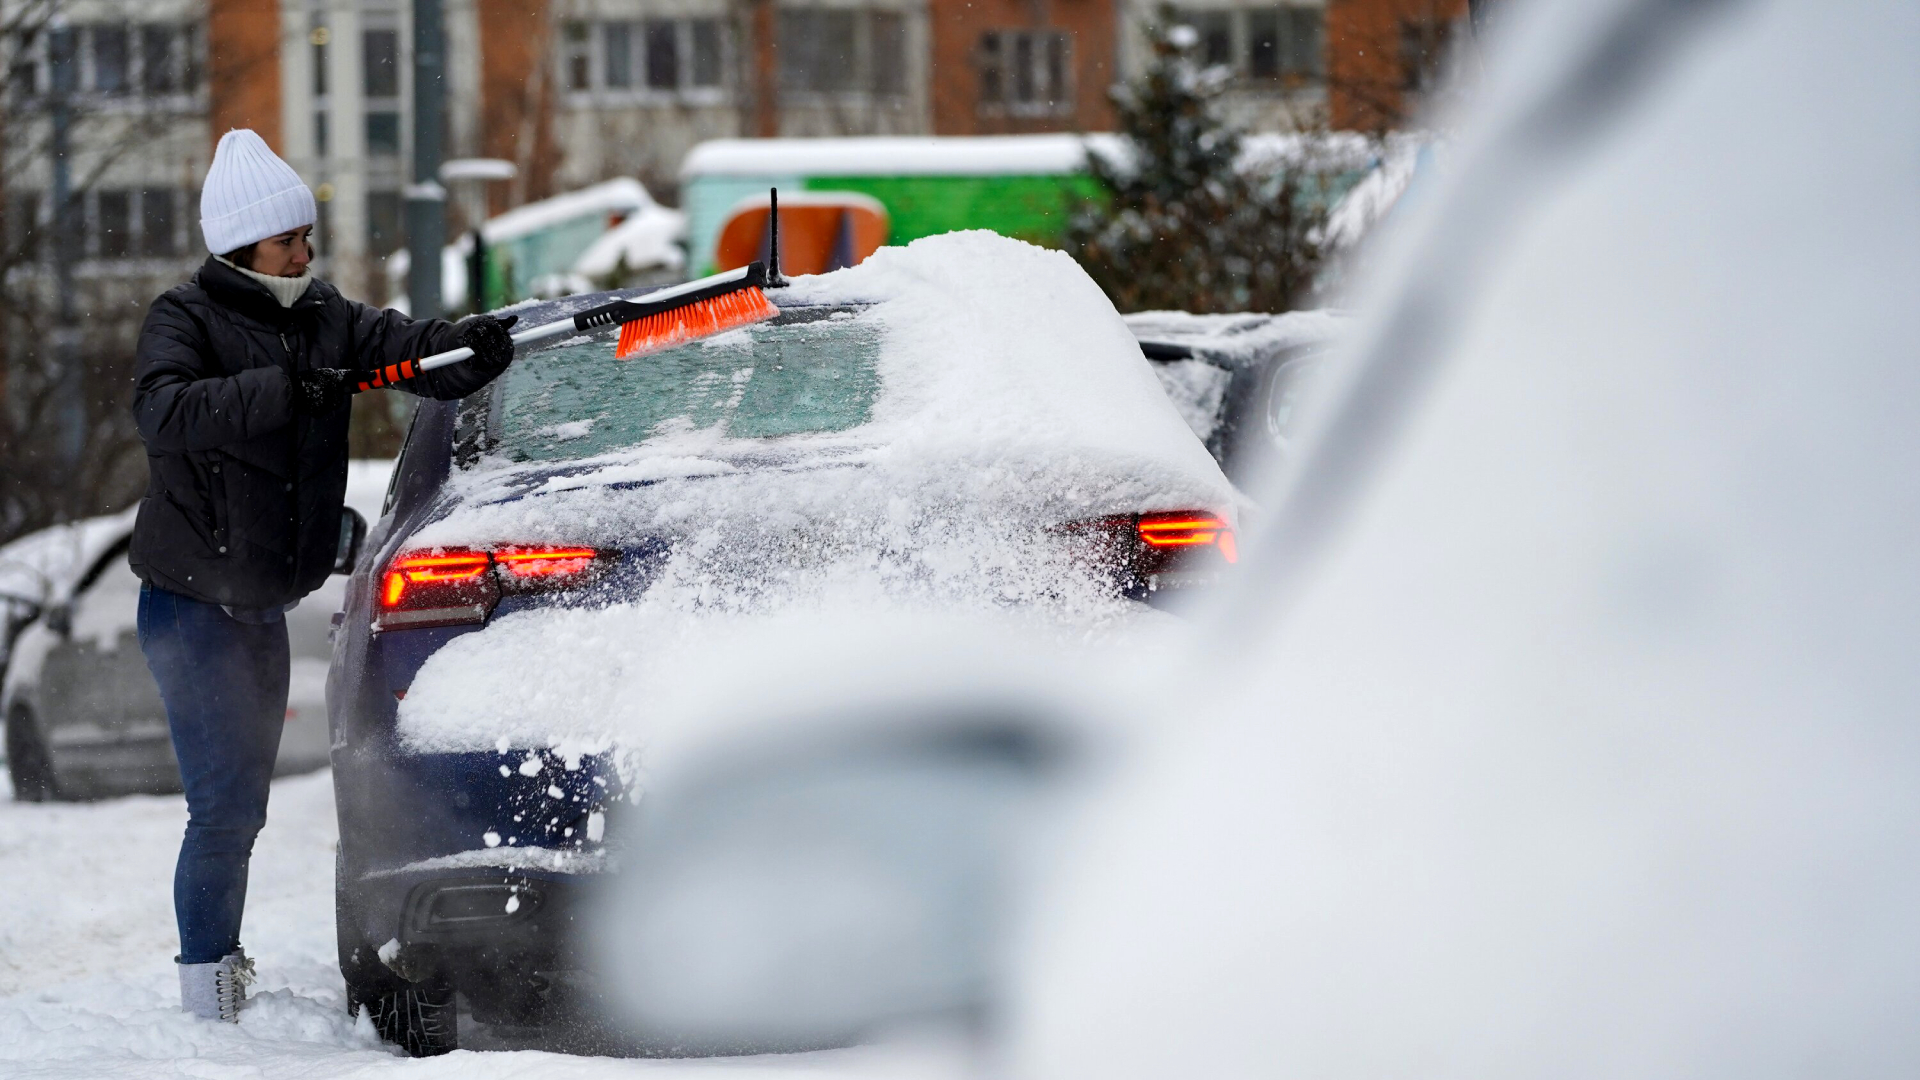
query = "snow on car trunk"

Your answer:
(396, 233), (1224, 757)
